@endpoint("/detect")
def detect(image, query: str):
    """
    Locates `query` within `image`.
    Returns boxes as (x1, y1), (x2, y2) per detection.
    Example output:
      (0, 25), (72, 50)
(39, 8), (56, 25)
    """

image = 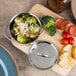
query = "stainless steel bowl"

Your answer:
(29, 41), (59, 70)
(5, 13), (43, 44)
